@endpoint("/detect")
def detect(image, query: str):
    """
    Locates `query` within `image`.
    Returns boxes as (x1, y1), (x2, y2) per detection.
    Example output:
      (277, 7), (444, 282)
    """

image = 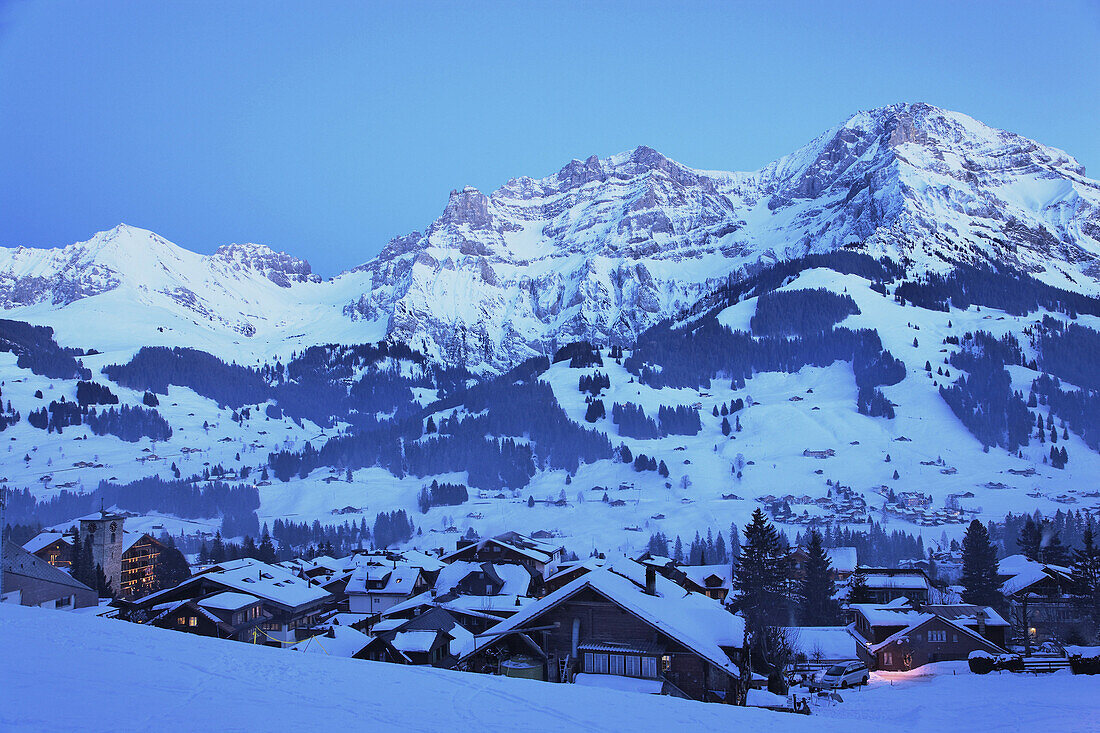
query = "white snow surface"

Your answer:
(3, 605), (1098, 731)
(0, 603), (867, 733)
